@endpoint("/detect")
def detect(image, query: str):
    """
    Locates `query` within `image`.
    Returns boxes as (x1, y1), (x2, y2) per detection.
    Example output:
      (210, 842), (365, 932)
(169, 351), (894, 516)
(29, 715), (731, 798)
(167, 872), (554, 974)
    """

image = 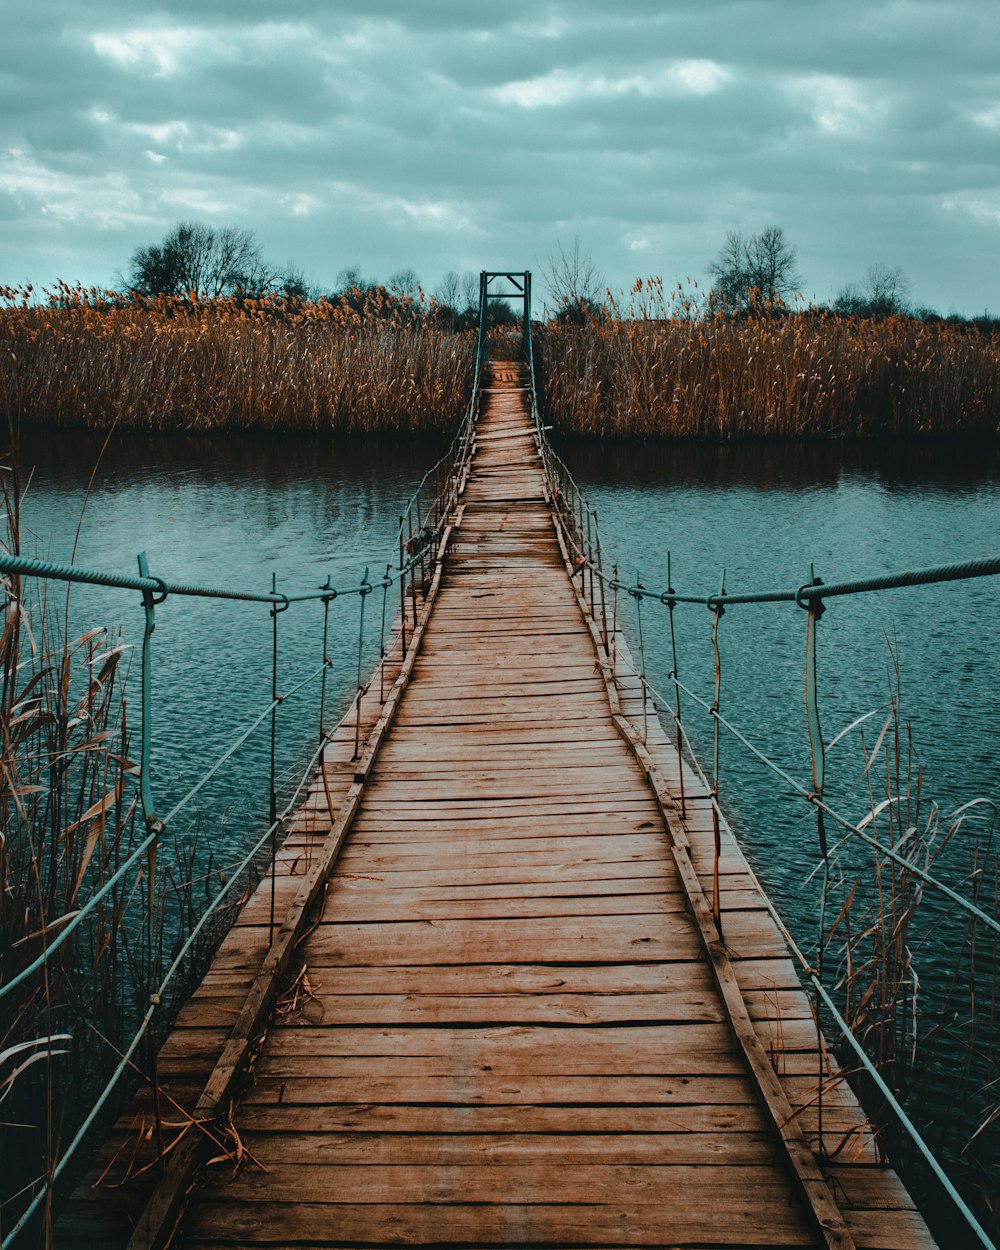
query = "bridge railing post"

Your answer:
(709, 572), (726, 934)
(663, 553), (686, 818)
(801, 566), (829, 1158)
(136, 550), (166, 1170)
(353, 567), (371, 761)
(269, 573), (290, 941)
(319, 576), (335, 742)
(595, 518), (610, 656)
(586, 508), (596, 622)
(407, 505), (418, 629)
(379, 564), (391, 703)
